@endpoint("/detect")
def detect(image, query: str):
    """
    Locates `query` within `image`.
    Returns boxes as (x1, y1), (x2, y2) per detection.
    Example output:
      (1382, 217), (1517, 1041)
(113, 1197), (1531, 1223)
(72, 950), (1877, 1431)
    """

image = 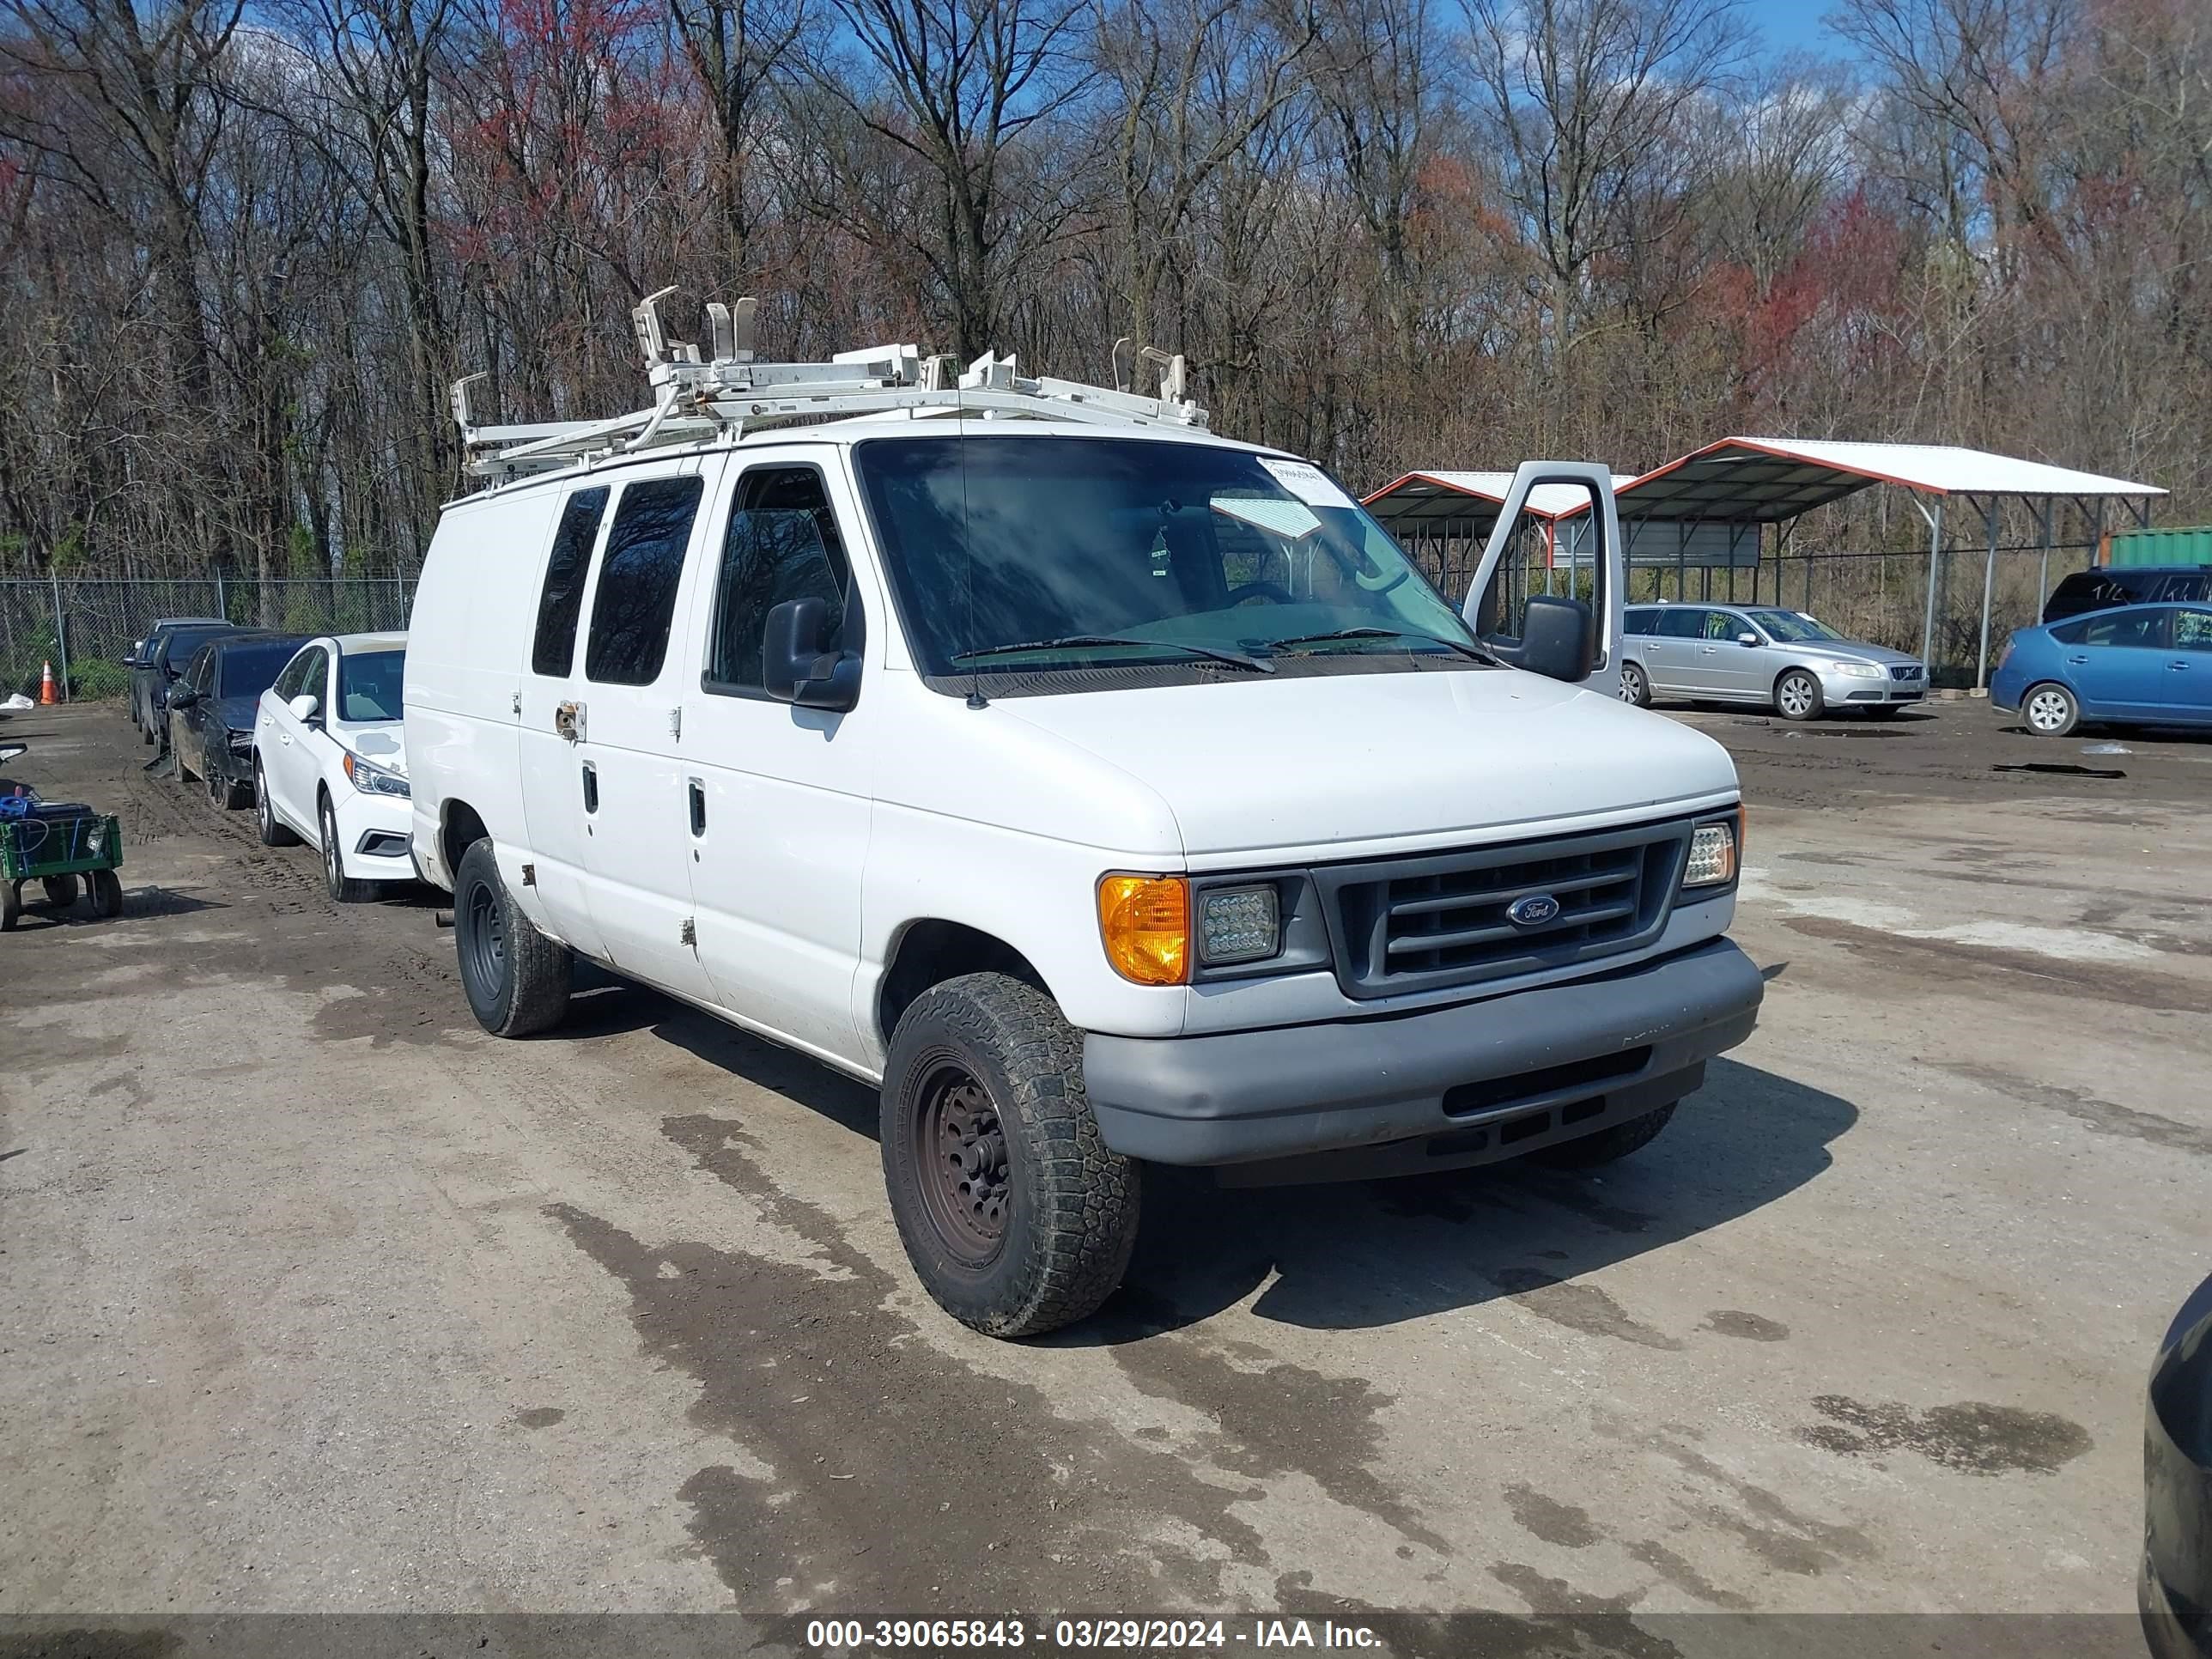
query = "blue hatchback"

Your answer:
(1992, 603), (2212, 735)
